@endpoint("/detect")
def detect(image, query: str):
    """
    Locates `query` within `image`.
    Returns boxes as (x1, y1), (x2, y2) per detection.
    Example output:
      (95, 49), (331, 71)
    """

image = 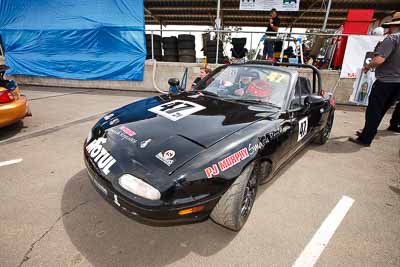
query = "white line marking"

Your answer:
(292, 195), (355, 267)
(0, 158), (23, 167)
